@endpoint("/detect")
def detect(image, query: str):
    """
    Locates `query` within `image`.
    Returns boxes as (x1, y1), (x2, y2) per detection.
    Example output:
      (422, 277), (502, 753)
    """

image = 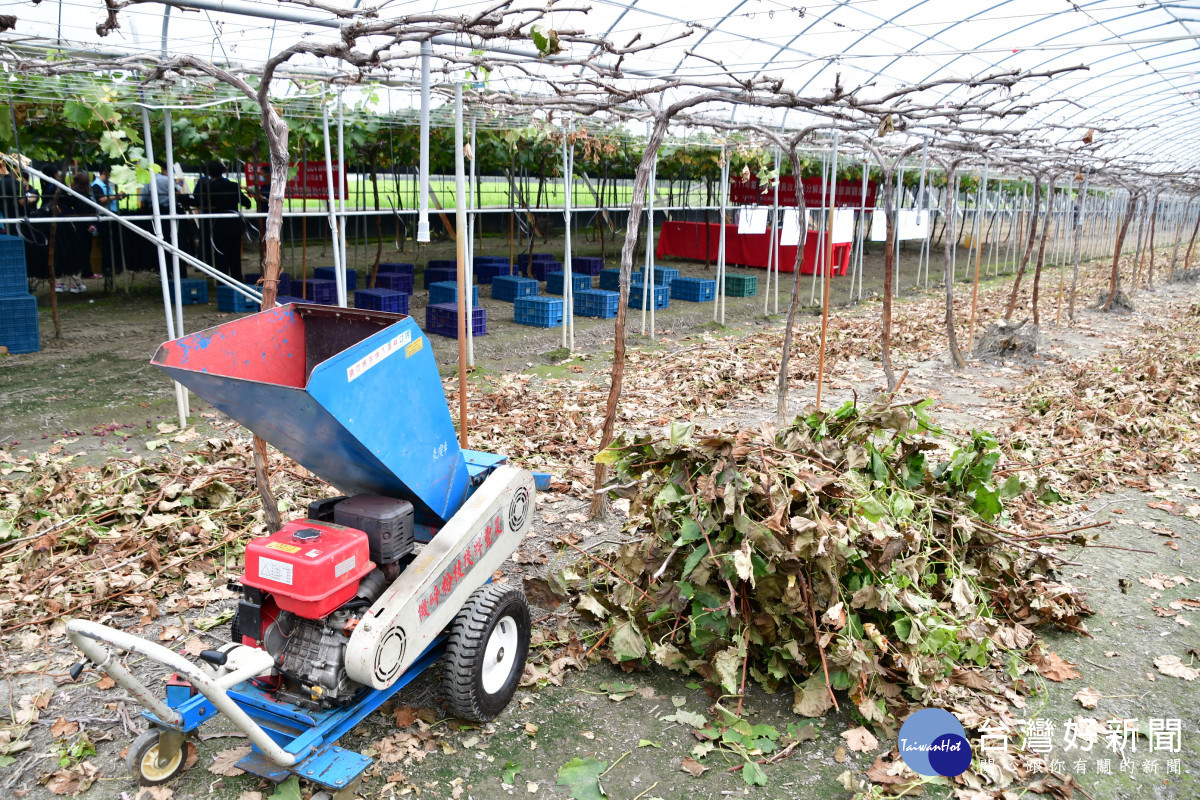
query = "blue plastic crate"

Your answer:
(424, 267), (457, 289)
(274, 295), (307, 306)
(514, 296), (563, 328)
(244, 272), (291, 297)
(629, 282), (669, 310)
(298, 279), (338, 305)
(217, 284), (261, 313)
(599, 269), (642, 291)
(517, 253), (556, 264)
(429, 281), (480, 306)
(427, 259), (459, 271)
(168, 278), (209, 305)
(371, 272), (414, 295)
(0, 294), (38, 354)
(474, 256), (510, 265)
(426, 302), (486, 338)
(0, 235), (28, 297)
(546, 271), (593, 296)
(653, 266), (679, 285)
(670, 276), (716, 302)
(378, 262), (414, 276)
(573, 256), (605, 276)
(475, 262), (512, 285)
(354, 288), (409, 314)
(529, 260), (562, 281)
(492, 275), (538, 303)
(574, 289), (619, 319)
(313, 267), (357, 291)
